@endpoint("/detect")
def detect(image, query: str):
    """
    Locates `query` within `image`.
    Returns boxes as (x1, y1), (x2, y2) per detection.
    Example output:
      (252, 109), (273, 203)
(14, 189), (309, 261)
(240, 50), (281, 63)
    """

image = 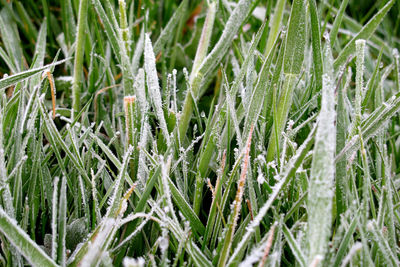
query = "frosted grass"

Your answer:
(144, 34), (171, 145)
(0, 1), (399, 266)
(307, 43), (336, 265)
